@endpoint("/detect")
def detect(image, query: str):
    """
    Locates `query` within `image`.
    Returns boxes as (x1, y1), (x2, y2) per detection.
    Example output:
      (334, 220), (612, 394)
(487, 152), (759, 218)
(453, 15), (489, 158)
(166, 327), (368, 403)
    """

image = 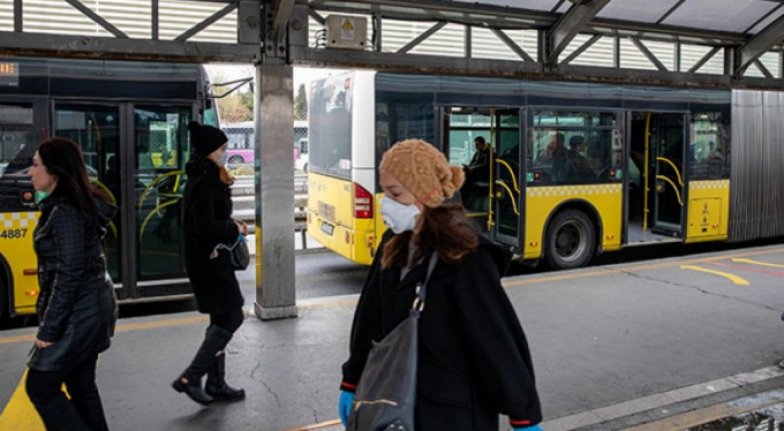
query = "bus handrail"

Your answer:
(494, 180), (520, 216)
(656, 157), (684, 187)
(138, 170), (184, 211)
(139, 198), (181, 241)
(656, 175), (684, 206)
(494, 159), (521, 194)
